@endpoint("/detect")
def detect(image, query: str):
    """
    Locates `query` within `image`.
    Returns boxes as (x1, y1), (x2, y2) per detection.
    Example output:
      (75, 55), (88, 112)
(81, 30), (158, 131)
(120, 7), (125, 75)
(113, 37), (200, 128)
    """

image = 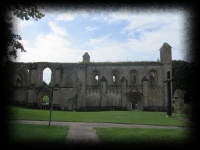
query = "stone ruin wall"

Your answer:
(14, 62), (167, 111)
(13, 42), (172, 111)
